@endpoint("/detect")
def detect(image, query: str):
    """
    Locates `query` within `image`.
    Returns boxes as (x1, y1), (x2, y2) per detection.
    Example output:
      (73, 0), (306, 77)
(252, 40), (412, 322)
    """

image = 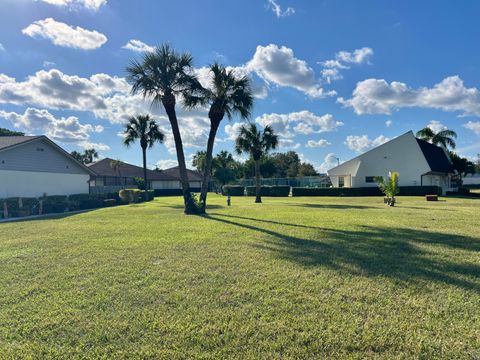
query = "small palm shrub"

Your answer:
(375, 172), (400, 206)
